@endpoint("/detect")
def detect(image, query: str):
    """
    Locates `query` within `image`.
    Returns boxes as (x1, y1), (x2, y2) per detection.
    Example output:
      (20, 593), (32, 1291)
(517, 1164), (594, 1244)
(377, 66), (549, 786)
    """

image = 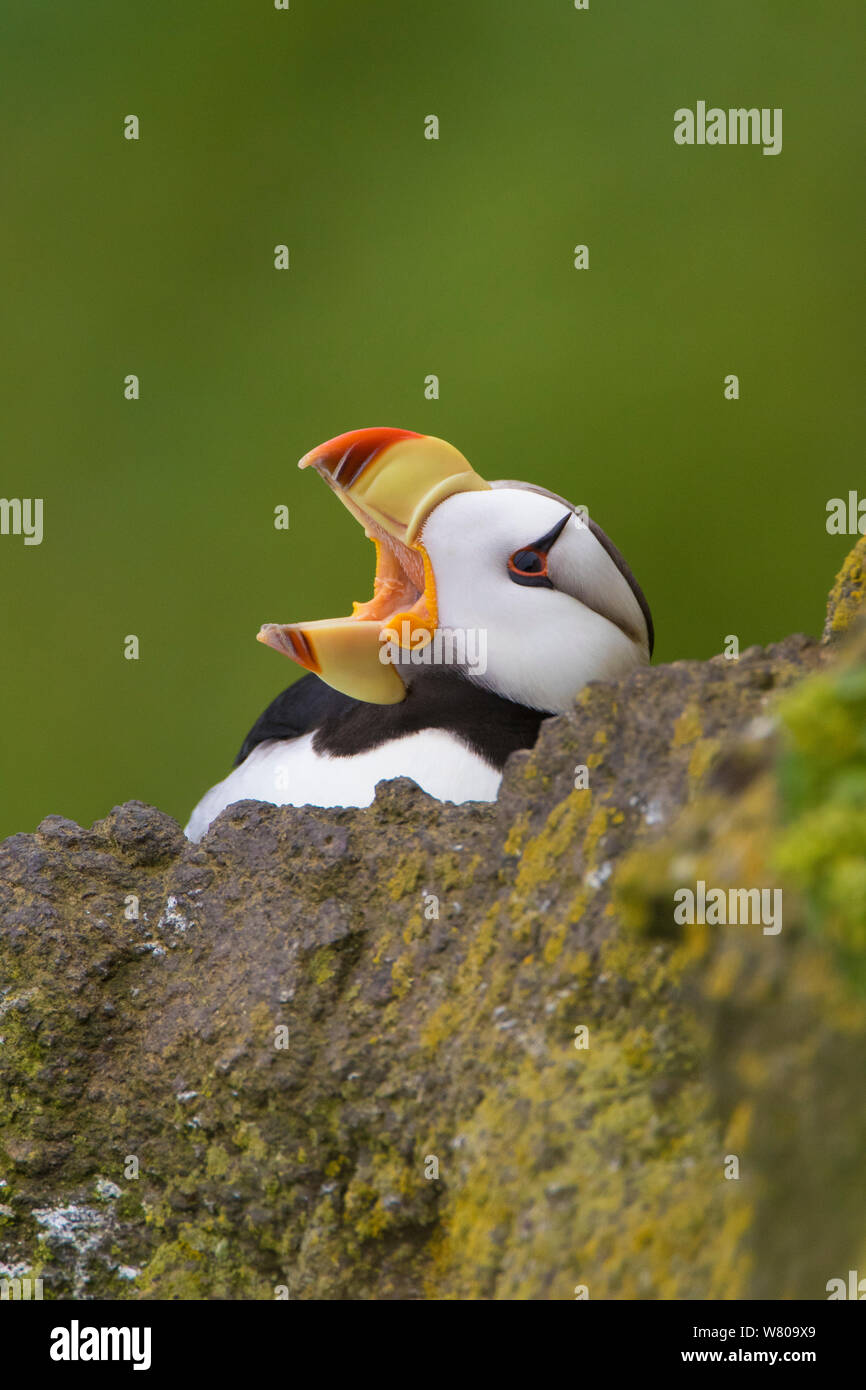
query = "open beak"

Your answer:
(256, 428), (490, 703)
